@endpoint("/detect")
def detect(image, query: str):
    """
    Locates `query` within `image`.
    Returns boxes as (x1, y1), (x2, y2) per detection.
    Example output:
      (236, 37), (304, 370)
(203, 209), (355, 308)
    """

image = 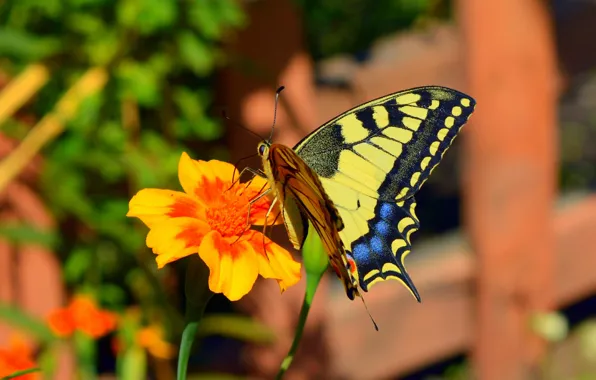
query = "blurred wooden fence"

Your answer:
(1, 0), (596, 379)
